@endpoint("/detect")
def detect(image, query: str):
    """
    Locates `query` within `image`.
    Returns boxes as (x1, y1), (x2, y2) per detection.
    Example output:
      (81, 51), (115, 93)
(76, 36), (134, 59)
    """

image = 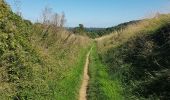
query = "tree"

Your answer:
(42, 6), (52, 25)
(40, 6), (66, 27)
(60, 12), (66, 27)
(79, 24), (85, 31)
(51, 13), (60, 27)
(73, 24), (86, 35)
